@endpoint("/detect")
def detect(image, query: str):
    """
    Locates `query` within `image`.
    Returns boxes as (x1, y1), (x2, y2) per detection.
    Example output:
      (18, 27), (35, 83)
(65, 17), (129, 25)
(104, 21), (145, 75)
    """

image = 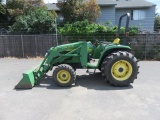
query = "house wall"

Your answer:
(115, 6), (155, 32)
(96, 6), (115, 25)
